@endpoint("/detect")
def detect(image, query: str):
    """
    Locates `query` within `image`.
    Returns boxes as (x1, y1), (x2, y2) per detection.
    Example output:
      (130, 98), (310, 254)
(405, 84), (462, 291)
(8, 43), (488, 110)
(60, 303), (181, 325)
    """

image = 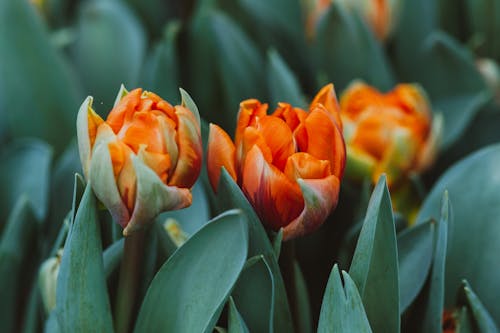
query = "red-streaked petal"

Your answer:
(304, 107), (346, 178)
(310, 83), (343, 130)
(137, 146), (171, 183)
(239, 126), (273, 169)
(255, 116), (295, 171)
(242, 146), (304, 230)
(273, 103), (308, 131)
(168, 106), (202, 188)
(284, 152), (331, 182)
(207, 124), (237, 192)
(283, 175), (340, 240)
(235, 99), (268, 147)
(119, 111), (163, 153)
